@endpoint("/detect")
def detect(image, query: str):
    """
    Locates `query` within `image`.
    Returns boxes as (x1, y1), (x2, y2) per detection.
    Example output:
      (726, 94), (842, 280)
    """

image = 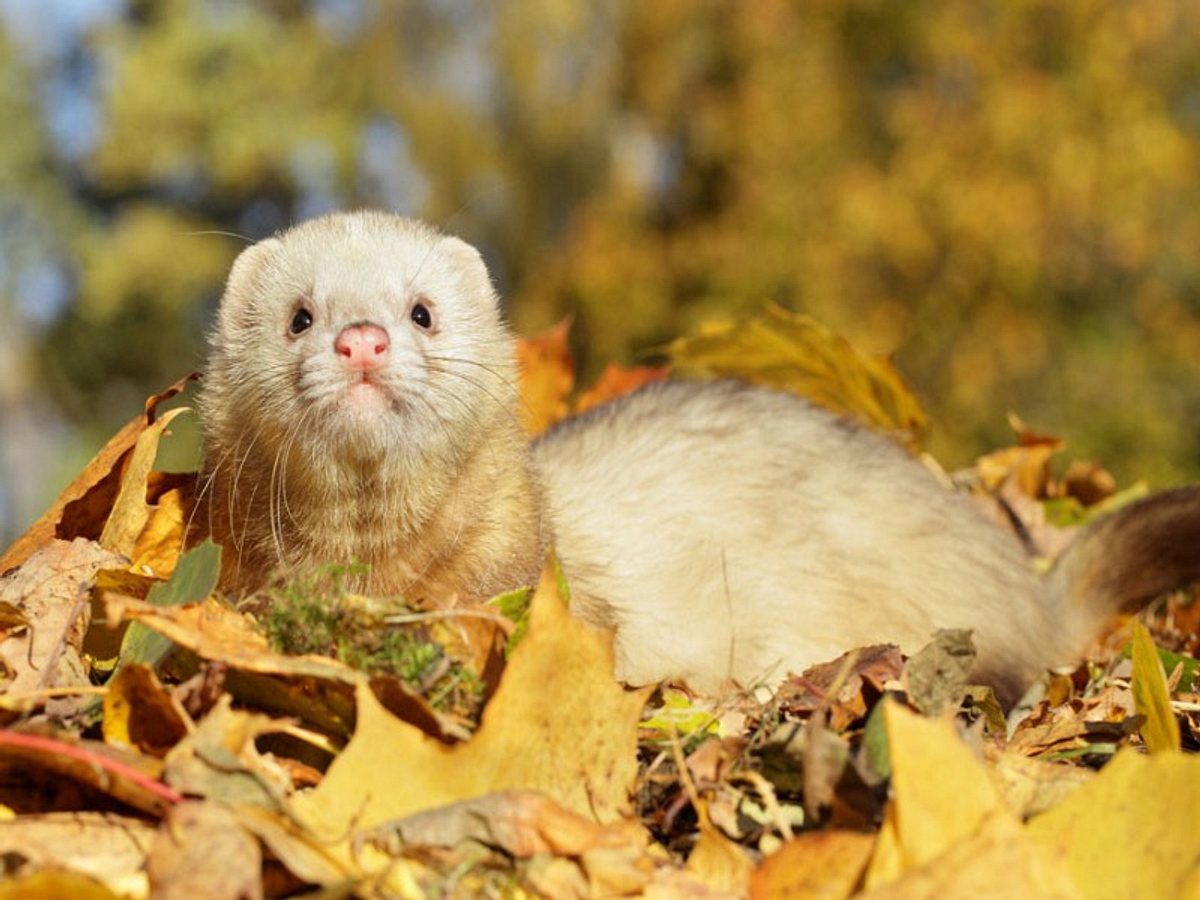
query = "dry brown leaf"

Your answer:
(517, 318), (575, 434)
(776, 645), (905, 731)
(0, 375), (196, 578)
(235, 804), (356, 888)
(983, 750), (1094, 820)
(976, 432), (1062, 497)
(365, 789), (646, 859)
(1007, 696), (1138, 758)
(0, 731), (181, 815)
(750, 830), (875, 900)
(666, 305), (927, 450)
(1060, 459), (1117, 507)
(147, 801), (262, 900)
(102, 663), (191, 757)
(163, 696), (292, 810)
(0, 812), (154, 897)
(0, 539), (122, 701)
(574, 360), (670, 415)
(290, 559), (651, 838)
